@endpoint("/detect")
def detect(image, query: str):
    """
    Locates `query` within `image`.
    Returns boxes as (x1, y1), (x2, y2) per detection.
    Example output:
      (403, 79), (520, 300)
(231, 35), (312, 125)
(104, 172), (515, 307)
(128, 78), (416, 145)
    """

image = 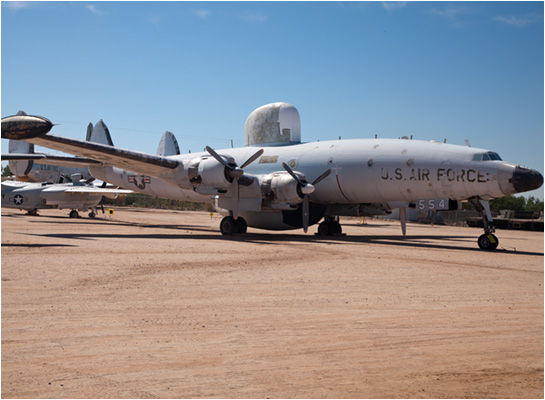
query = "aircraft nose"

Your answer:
(511, 166), (543, 194)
